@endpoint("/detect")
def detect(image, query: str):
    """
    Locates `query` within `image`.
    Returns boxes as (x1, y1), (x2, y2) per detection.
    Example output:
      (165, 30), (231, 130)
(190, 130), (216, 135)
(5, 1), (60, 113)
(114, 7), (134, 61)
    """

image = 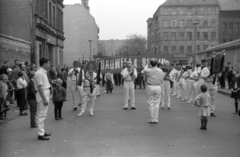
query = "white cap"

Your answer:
(7, 68), (12, 72)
